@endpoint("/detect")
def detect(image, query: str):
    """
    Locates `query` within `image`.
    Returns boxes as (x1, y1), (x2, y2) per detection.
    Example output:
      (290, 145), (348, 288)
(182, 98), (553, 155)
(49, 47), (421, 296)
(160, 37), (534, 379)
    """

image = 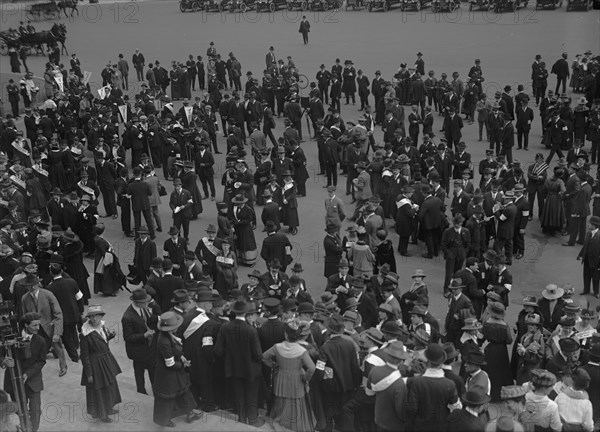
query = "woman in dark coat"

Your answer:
(47, 143), (69, 191)
(93, 224), (119, 296)
(510, 296), (540, 379)
(231, 194), (257, 266)
(181, 165), (203, 219)
(540, 167), (566, 235)
(25, 172), (48, 213)
(80, 305), (122, 423)
(153, 311), (202, 427)
(290, 143), (309, 197)
(373, 229), (396, 274)
(58, 228), (91, 303)
(281, 173), (299, 235)
(400, 269), (429, 324)
(481, 302), (514, 402)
